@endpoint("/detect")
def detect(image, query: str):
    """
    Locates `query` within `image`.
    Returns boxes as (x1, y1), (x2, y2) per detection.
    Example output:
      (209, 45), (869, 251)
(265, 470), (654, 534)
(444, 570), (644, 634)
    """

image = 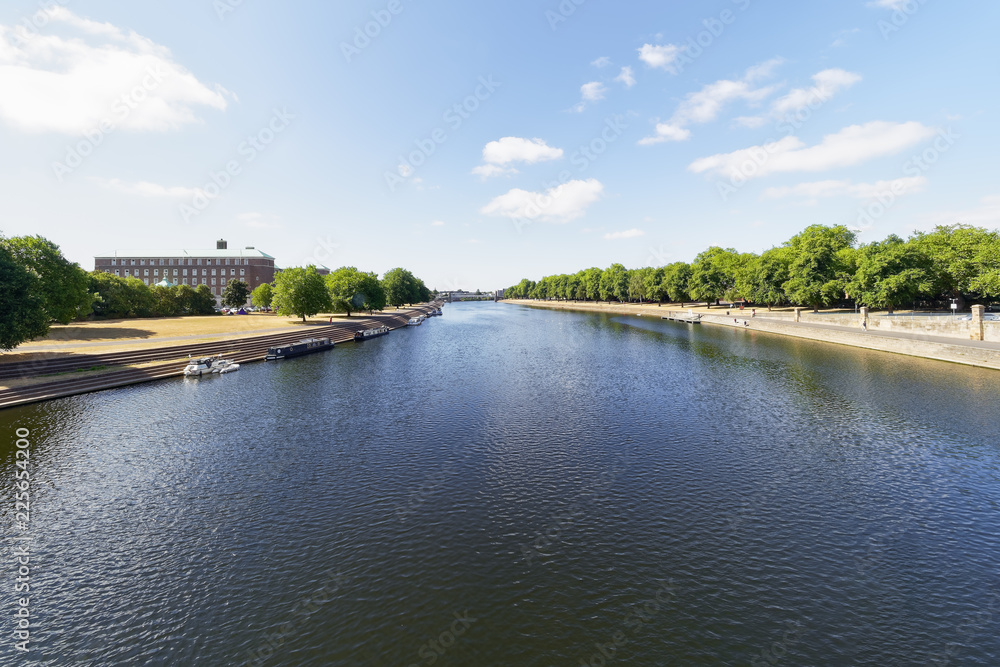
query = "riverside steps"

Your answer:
(0, 305), (439, 410)
(503, 299), (1000, 372)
